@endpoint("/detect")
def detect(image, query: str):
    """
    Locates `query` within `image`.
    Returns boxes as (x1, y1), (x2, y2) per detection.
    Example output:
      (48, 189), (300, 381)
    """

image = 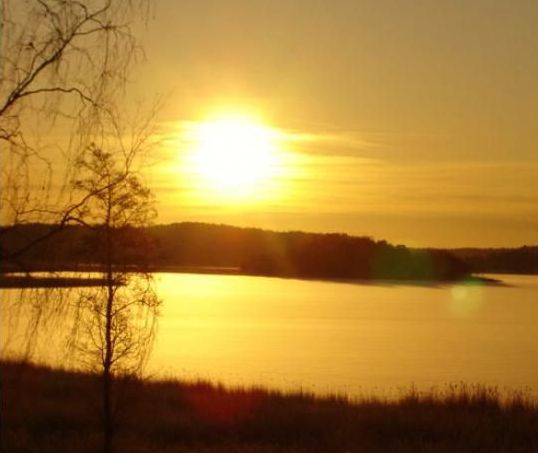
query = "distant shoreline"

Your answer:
(150, 267), (505, 287)
(0, 275), (111, 288)
(0, 266), (503, 288)
(4, 223), (536, 283)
